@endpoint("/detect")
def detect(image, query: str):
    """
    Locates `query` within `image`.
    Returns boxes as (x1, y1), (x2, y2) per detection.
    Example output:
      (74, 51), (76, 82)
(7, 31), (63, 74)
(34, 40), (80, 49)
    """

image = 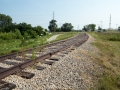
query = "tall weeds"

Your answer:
(90, 32), (120, 90)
